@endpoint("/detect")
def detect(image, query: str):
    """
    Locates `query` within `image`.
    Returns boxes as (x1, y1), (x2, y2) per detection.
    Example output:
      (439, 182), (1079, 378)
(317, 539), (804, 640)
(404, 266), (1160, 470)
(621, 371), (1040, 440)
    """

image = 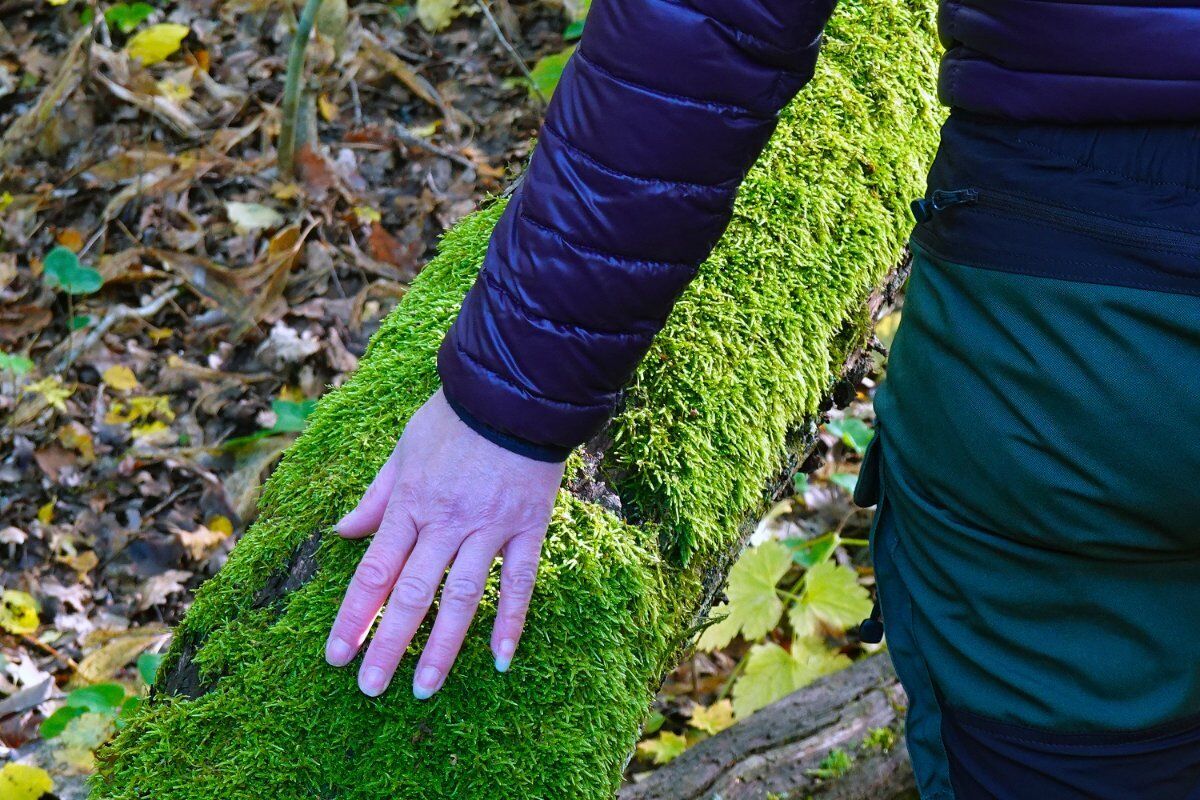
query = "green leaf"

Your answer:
(824, 417), (874, 455)
(785, 534), (839, 568)
(529, 46), (576, 99)
(271, 398), (316, 432)
(65, 682), (126, 714)
(829, 472), (858, 494)
(0, 352), (34, 375)
(116, 696), (142, 728)
(635, 731), (688, 765)
(731, 639), (850, 717)
(788, 561), (873, 637)
(563, 19), (585, 40)
(792, 472), (809, 495)
(696, 540), (792, 650)
(415, 0), (459, 30)
(40, 705), (86, 739)
(104, 2), (155, 33)
(70, 314), (92, 330)
(137, 651), (163, 685)
(43, 246), (104, 295)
